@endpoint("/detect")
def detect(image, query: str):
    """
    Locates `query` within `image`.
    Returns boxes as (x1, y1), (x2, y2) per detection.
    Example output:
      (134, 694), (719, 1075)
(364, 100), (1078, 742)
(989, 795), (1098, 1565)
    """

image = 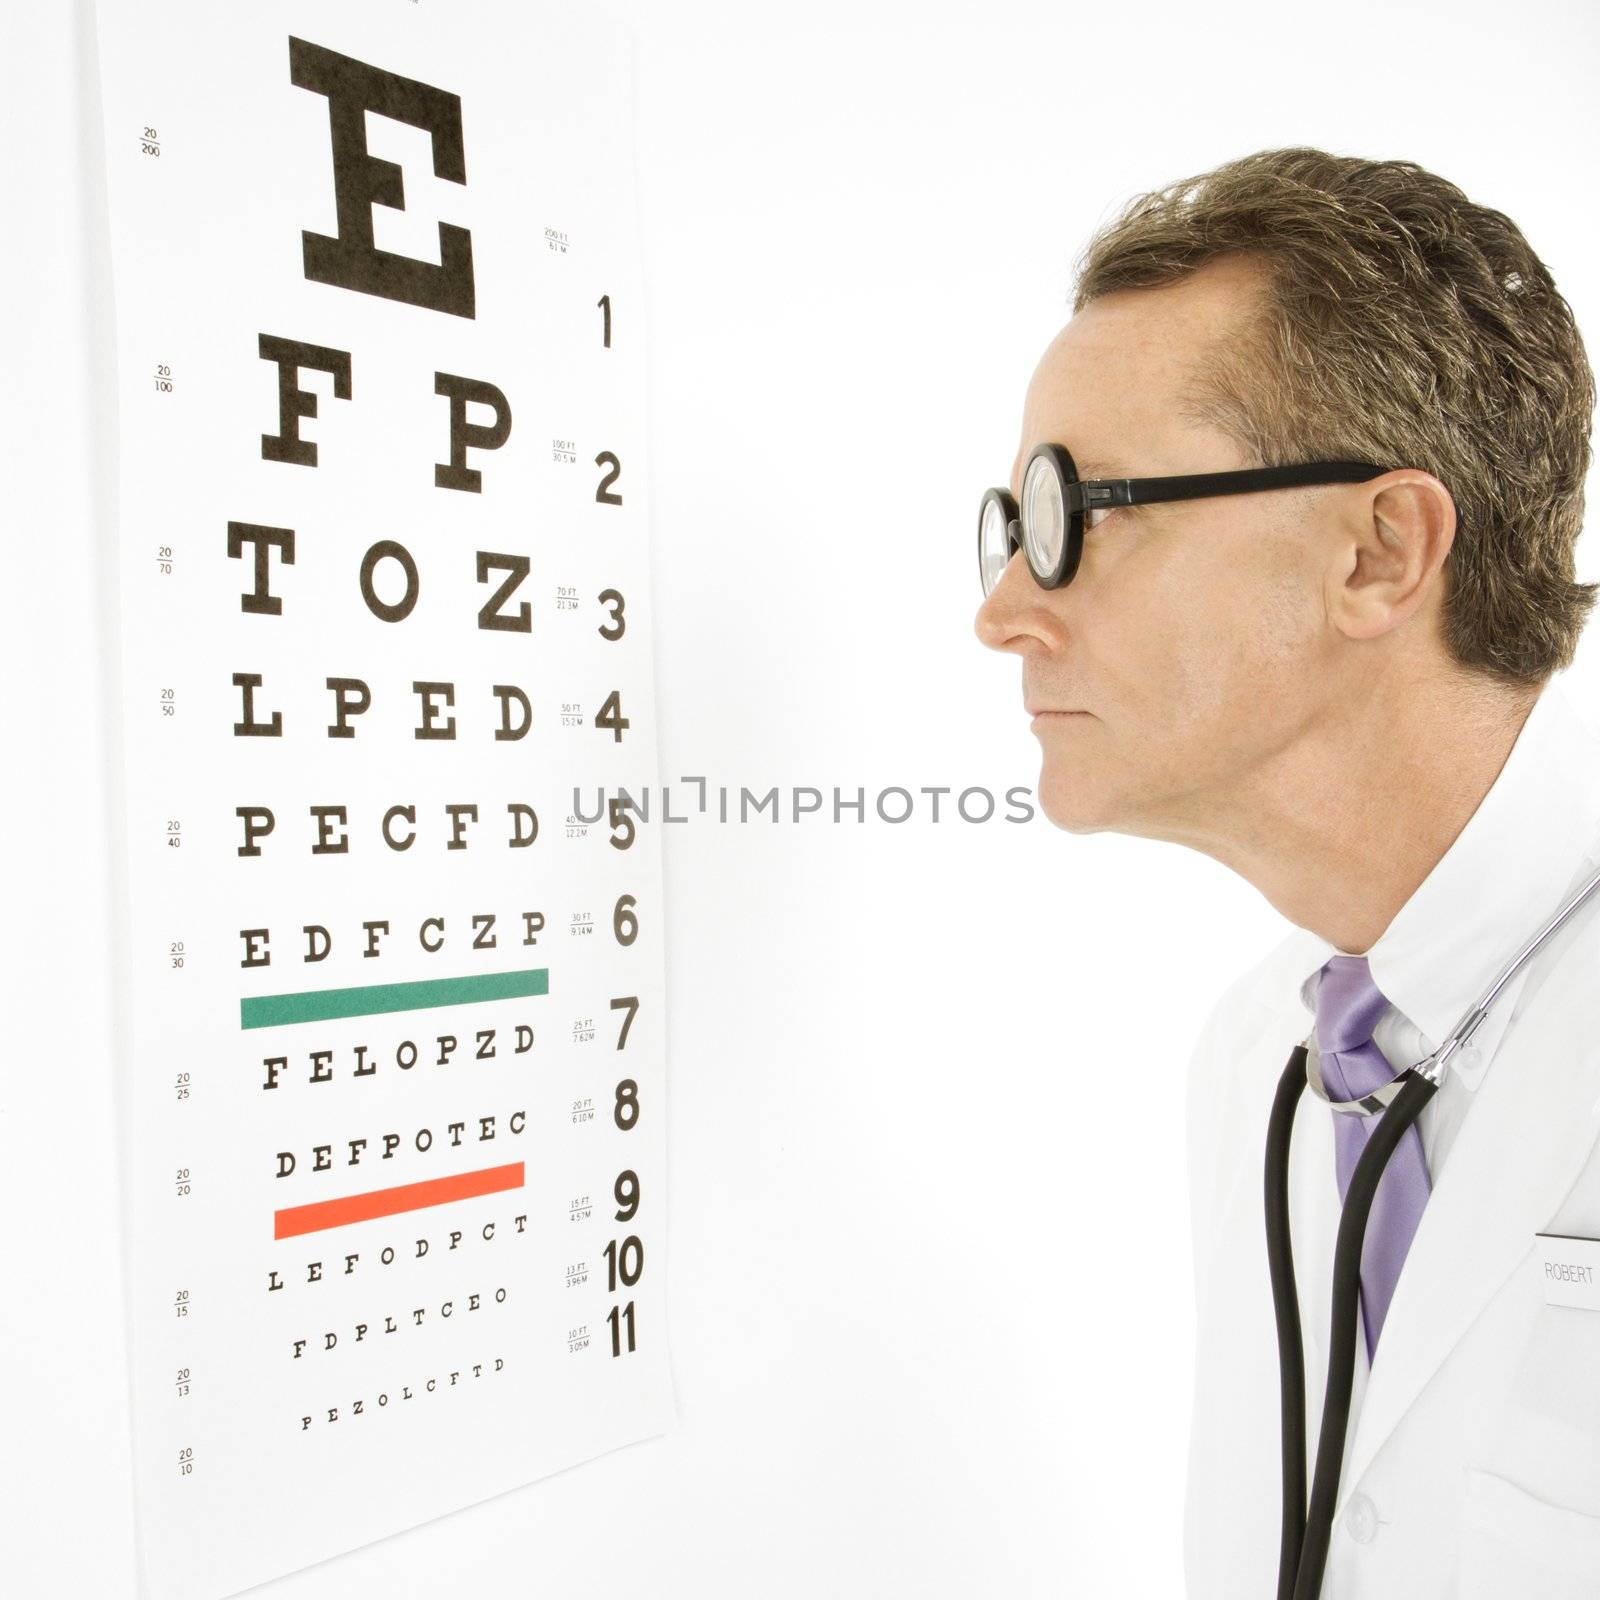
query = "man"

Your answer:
(974, 147), (1600, 1597)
